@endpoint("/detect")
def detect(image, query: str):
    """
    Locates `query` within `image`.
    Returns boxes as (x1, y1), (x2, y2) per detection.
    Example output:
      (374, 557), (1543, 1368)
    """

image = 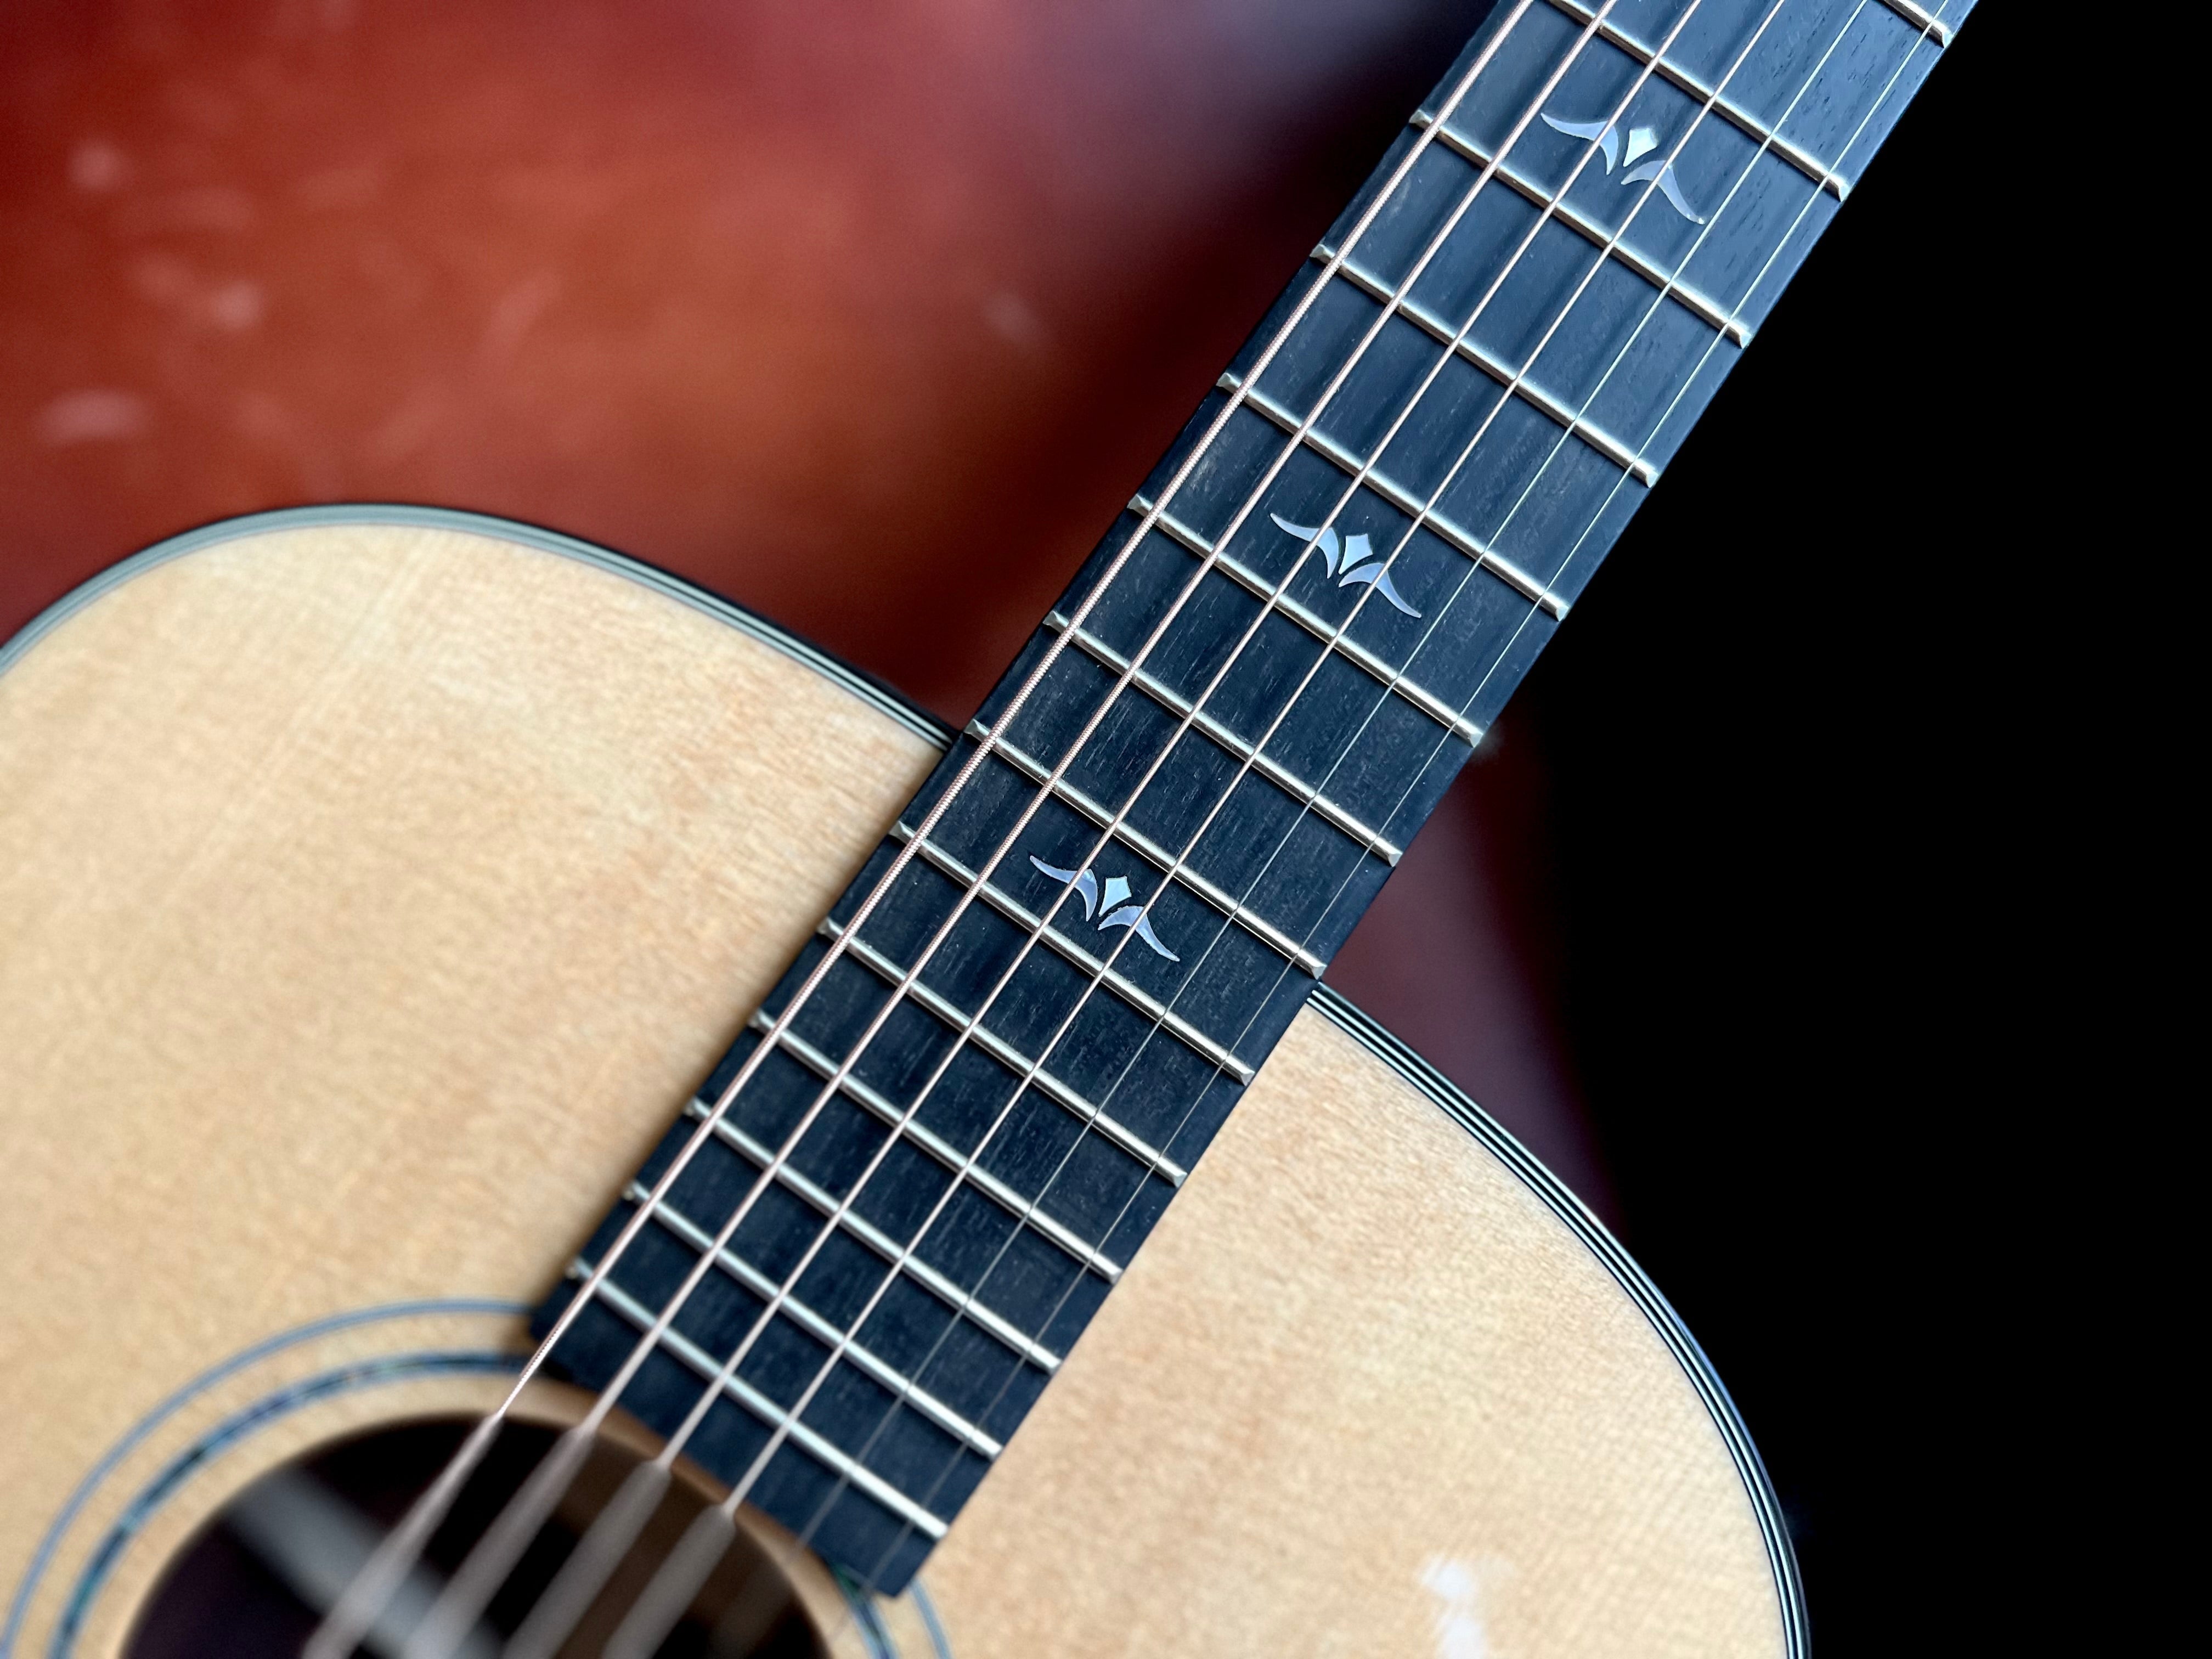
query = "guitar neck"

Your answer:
(541, 0), (1972, 1594)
